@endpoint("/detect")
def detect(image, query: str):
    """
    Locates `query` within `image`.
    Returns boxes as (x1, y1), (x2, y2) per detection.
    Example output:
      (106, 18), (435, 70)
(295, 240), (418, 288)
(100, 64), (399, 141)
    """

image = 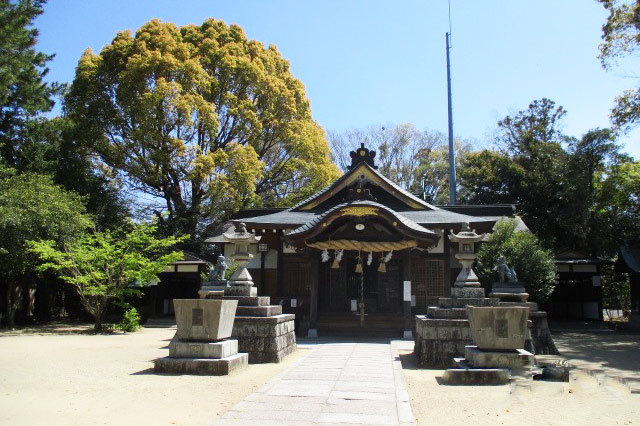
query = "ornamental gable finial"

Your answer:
(349, 143), (377, 169)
